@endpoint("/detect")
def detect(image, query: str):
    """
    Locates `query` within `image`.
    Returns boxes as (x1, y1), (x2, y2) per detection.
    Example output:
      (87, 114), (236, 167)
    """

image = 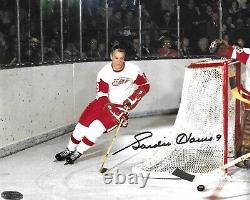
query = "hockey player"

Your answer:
(55, 48), (150, 164)
(209, 39), (250, 105)
(209, 39), (250, 167)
